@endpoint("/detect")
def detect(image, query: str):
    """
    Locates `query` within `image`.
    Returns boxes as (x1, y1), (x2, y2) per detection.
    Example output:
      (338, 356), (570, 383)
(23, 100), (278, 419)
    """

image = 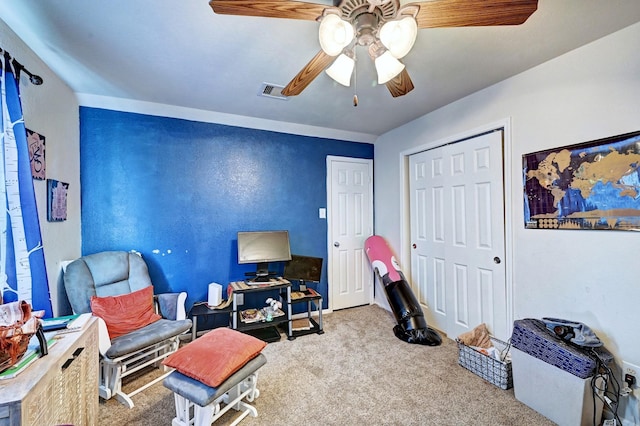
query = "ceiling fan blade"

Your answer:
(385, 69), (414, 98)
(281, 51), (336, 96)
(209, 0), (326, 21)
(410, 0), (538, 29)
